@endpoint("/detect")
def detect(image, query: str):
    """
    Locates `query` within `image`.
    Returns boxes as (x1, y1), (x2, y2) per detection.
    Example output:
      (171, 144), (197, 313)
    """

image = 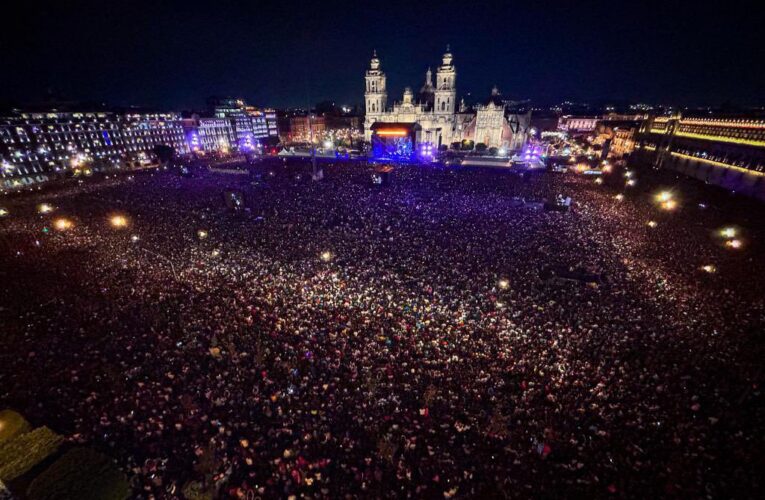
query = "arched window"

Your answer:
(441, 101), (446, 111)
